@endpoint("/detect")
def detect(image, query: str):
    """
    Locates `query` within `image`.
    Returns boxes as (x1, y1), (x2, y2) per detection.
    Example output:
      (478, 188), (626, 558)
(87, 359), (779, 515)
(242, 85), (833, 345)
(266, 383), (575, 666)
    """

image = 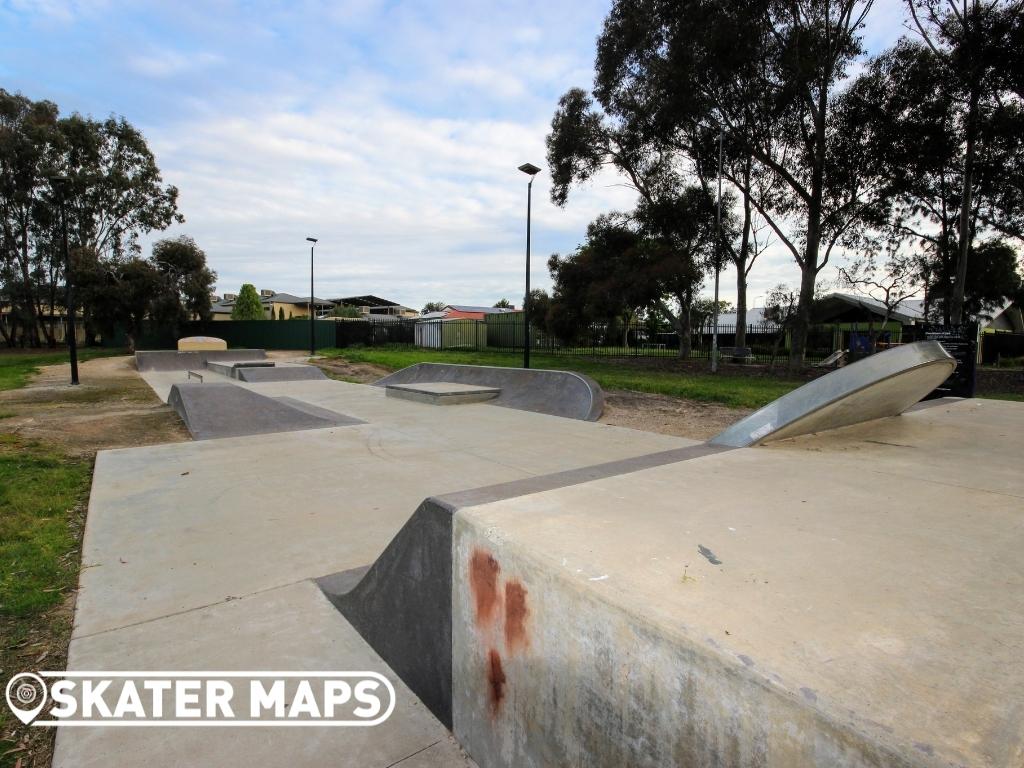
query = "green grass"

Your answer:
(320, 346), (802, 409)
(0, 347), (125, 392)
(0, 434), (90, 618)
(980, 392), (1024, 402)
